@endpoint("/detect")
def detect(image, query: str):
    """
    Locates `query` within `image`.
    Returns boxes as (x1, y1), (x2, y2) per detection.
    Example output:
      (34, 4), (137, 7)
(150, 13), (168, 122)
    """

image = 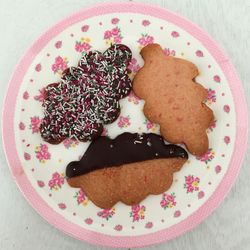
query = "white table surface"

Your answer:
(0, 0), (249, 249)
